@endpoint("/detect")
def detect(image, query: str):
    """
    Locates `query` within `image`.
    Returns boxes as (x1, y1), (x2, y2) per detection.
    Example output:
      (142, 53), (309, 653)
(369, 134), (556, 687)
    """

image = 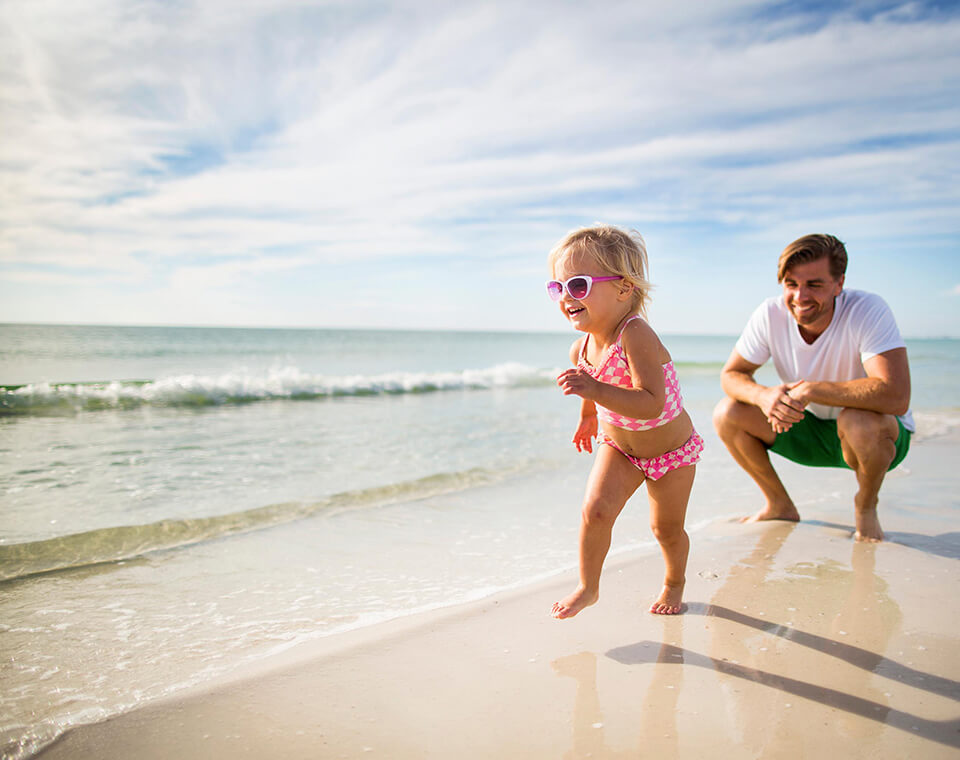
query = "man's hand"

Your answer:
(785, 379), (816, 406)
(758, 382), (806, 433)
